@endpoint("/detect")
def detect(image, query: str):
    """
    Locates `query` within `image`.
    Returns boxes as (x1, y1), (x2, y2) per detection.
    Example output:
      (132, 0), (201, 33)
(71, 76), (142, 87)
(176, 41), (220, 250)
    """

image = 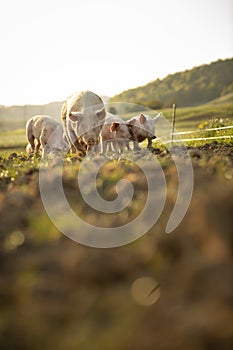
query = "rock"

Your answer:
(8, 152), (18, 160)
